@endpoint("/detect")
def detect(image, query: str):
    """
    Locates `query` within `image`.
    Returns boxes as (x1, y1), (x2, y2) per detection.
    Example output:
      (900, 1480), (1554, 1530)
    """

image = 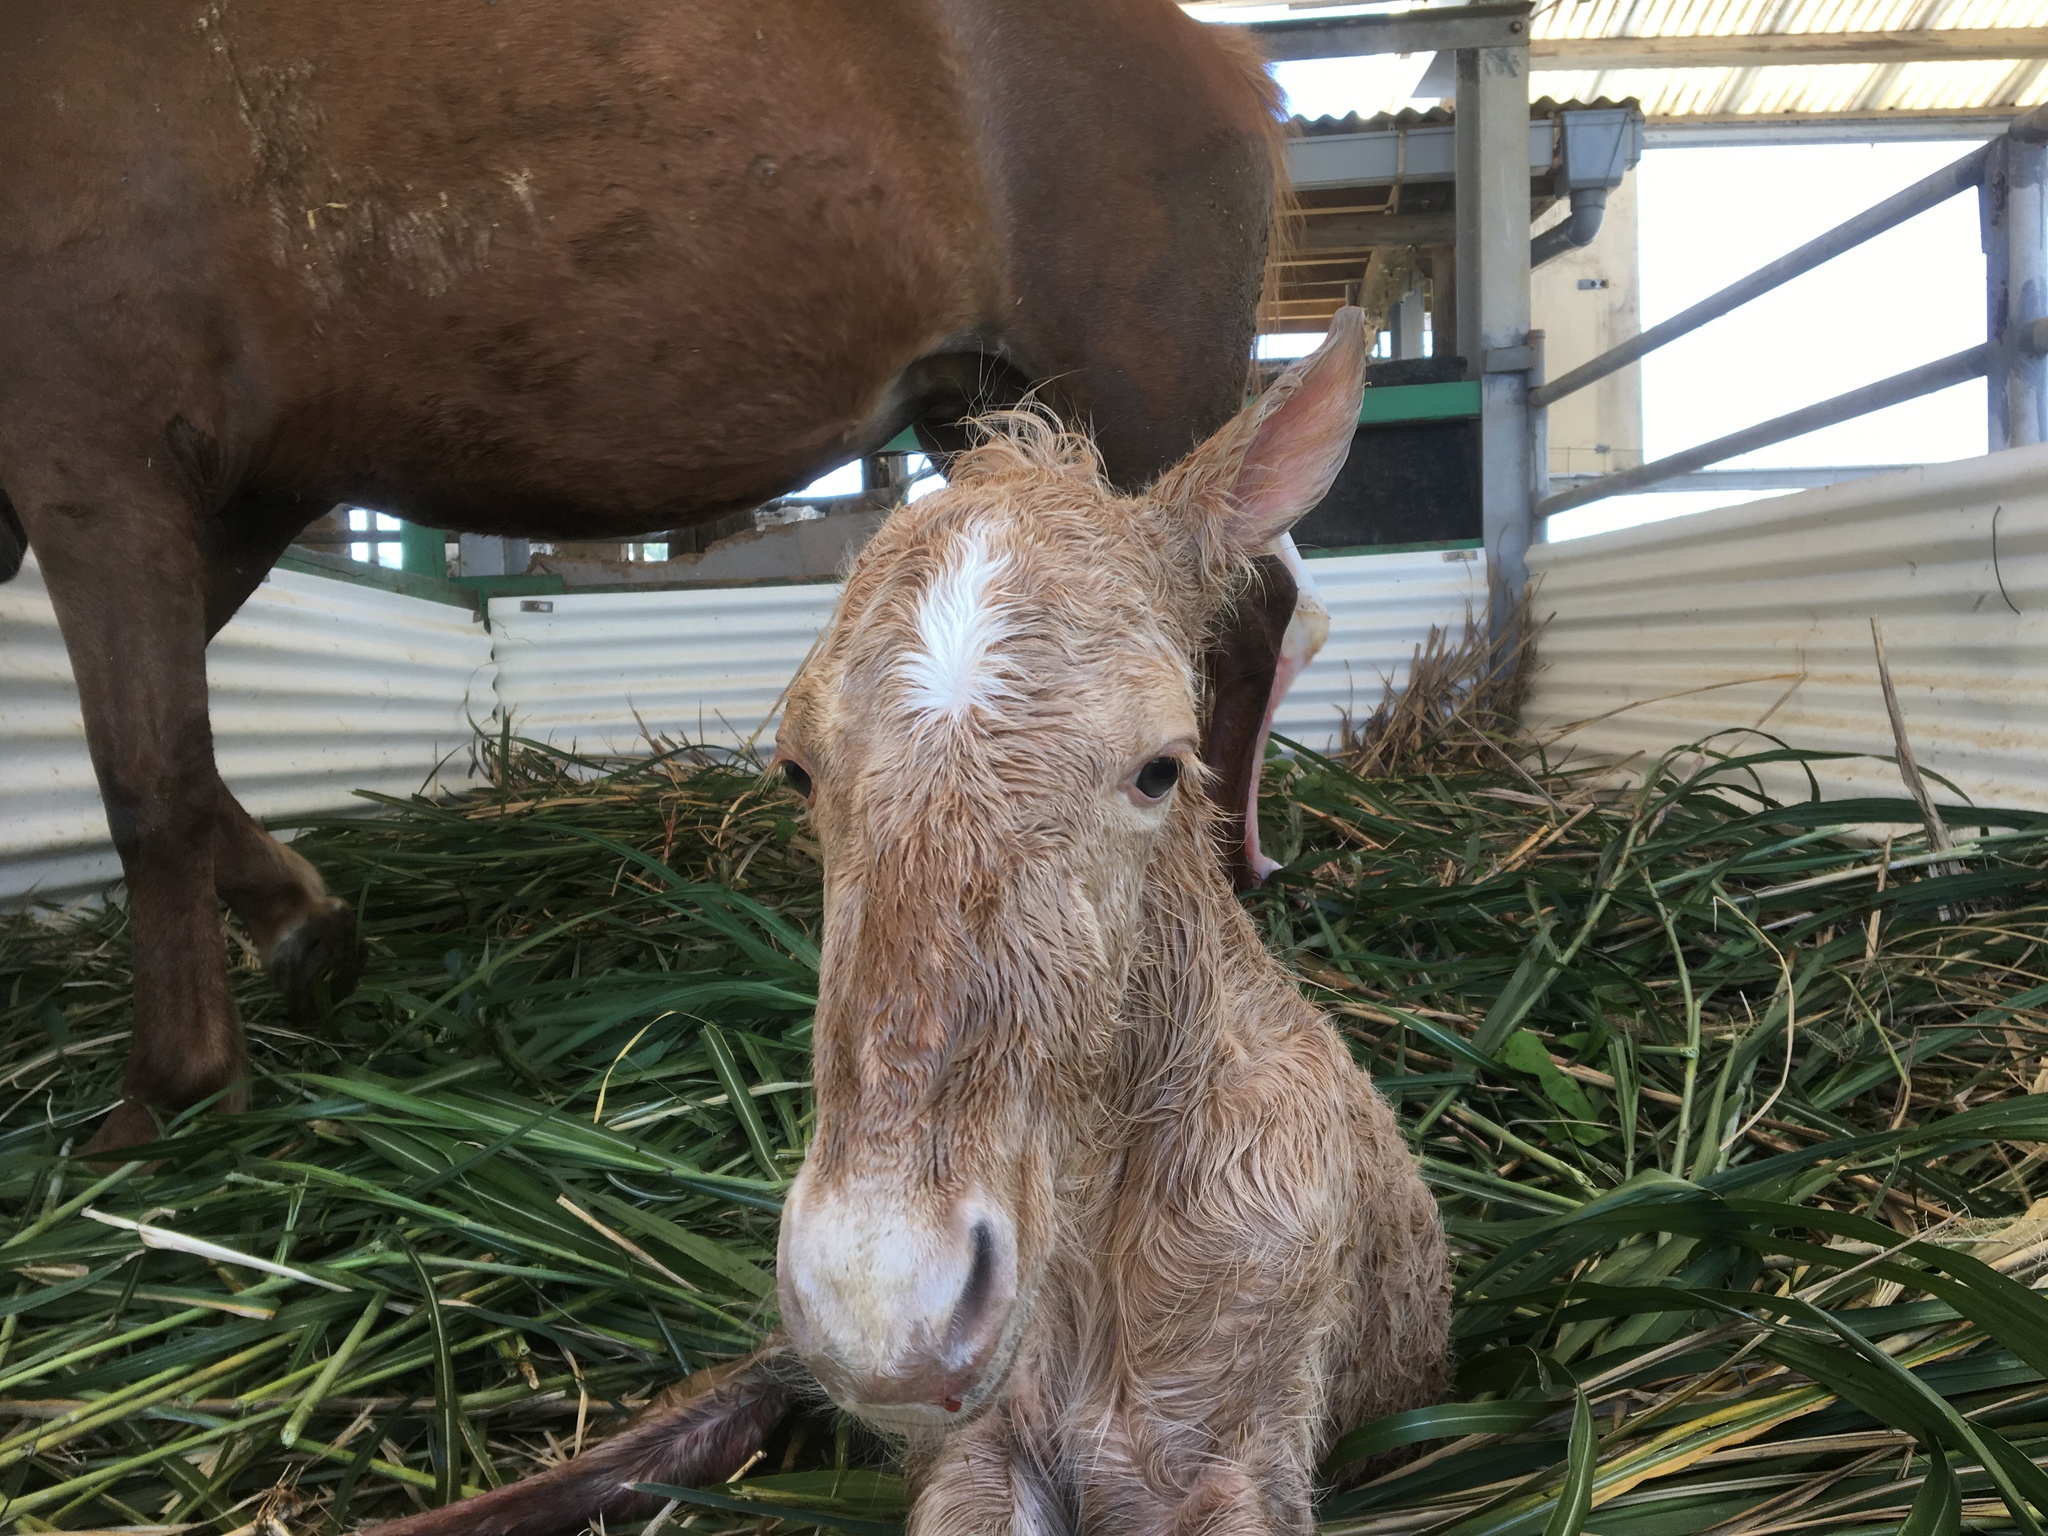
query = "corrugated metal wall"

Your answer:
(1523, 442), (2048, 810)
(488, 582), (843, 755)
(21, 443), (2048, 904)
(1, 557), (495, 906)
(1279, 549), (1490, 750)
(2, 546), (1486, 906)
(488, 550), (1491, 758)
